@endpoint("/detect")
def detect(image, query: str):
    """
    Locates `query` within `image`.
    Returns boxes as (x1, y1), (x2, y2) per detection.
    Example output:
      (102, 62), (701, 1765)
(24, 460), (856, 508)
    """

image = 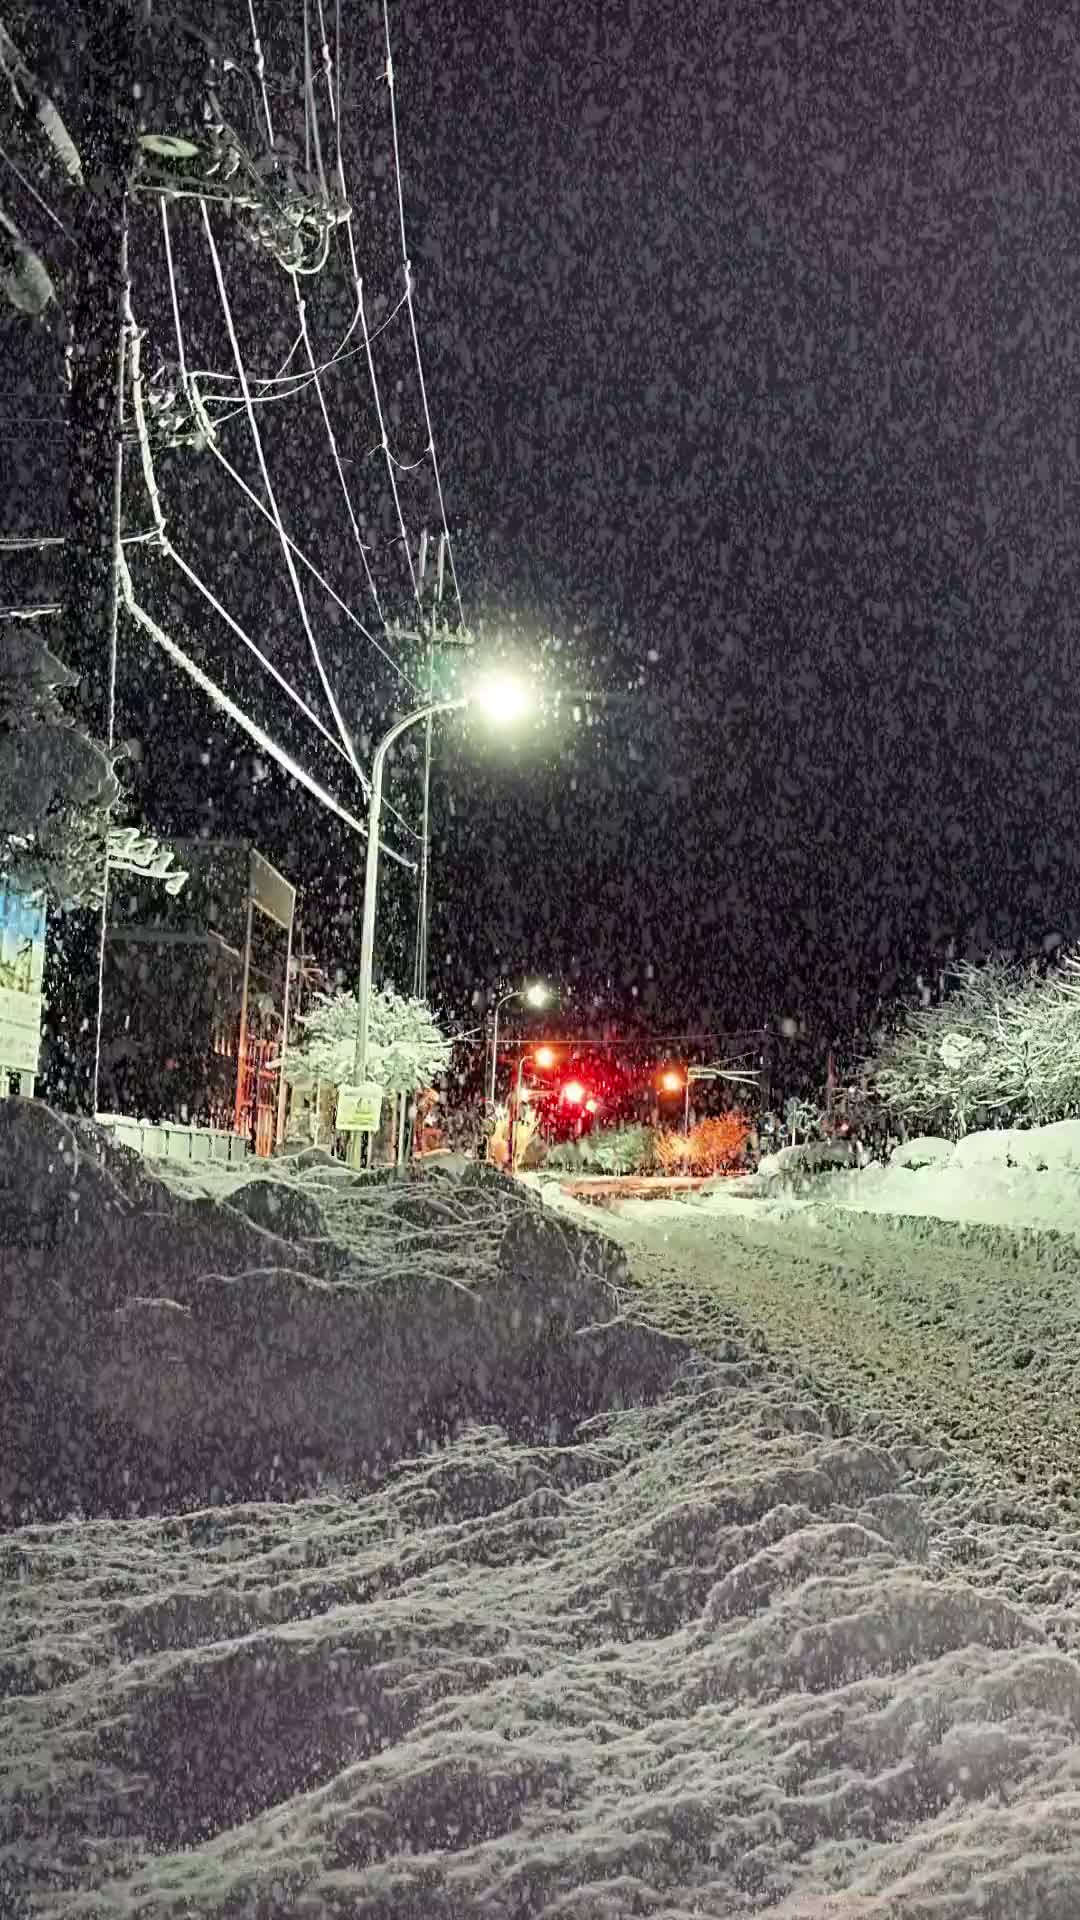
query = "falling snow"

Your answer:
(7, 0), (1080, 1911)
